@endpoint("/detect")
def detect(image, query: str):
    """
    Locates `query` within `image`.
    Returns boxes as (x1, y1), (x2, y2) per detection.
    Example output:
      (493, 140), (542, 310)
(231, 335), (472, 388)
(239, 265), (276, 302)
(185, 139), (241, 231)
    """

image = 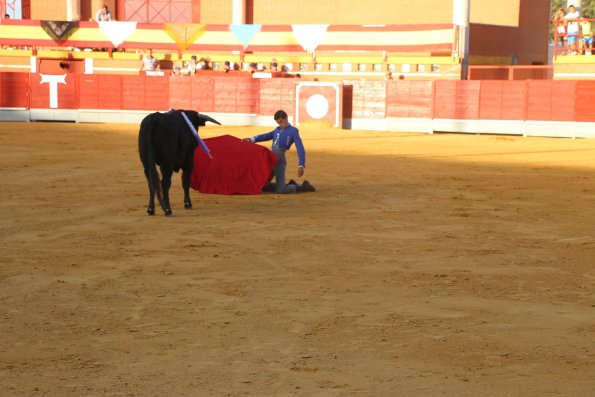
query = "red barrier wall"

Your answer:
(386, 80), (433, 118)
(433, 80), (480, 120)
(478, 80), (527, 120)
(1, 73), (29, 108)
(4, 72), (595, 125)
(575, 81), (595, 122)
